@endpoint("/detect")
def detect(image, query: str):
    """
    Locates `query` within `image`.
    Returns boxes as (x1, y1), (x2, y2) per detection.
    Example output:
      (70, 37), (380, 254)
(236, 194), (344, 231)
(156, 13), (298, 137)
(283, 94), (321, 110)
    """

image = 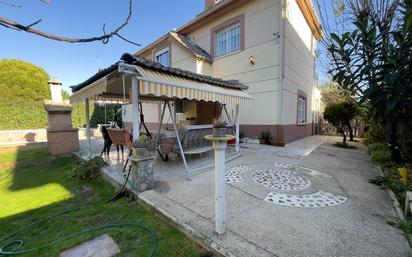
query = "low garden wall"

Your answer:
(0, 128), (101, 146)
